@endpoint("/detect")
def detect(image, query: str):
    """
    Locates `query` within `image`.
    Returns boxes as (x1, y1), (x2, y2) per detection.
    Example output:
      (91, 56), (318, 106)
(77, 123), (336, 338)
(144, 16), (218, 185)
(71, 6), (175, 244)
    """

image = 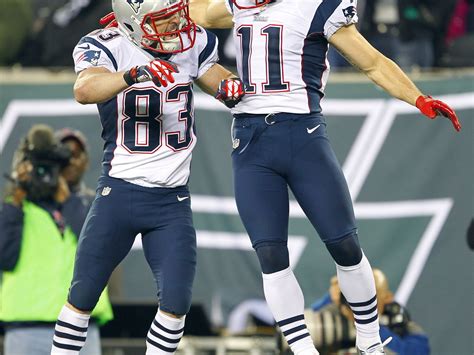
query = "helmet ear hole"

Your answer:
(124, 22), (134, 32)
